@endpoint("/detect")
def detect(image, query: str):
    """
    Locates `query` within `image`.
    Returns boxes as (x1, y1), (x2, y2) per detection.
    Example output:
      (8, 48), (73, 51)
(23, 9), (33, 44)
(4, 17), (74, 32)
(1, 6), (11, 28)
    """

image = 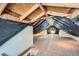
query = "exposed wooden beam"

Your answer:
(1, 13), (31, 23)
(45, 6), (71, 14)
(39, 4), (48, 16)
(42, 3), (79, 8)
(30, 12), (45, 23)
(0, 3), (8, 15)
(47, 11), (70, 17)
(19, 4), (39, 21)
(6, 3), (34, 15)
(69, 9), (79, 18)
(4, 9), (21, 17)
(39, 4), (45, 12)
